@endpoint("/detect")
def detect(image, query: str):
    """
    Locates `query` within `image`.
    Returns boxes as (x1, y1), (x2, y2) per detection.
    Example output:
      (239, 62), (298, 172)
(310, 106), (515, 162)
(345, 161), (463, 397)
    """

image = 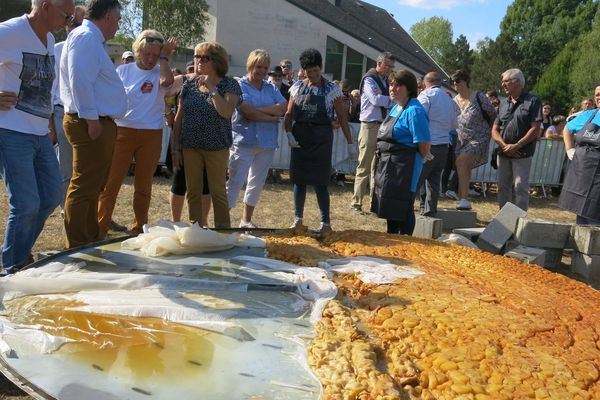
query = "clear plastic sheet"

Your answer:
(0, 239), (334, 400)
